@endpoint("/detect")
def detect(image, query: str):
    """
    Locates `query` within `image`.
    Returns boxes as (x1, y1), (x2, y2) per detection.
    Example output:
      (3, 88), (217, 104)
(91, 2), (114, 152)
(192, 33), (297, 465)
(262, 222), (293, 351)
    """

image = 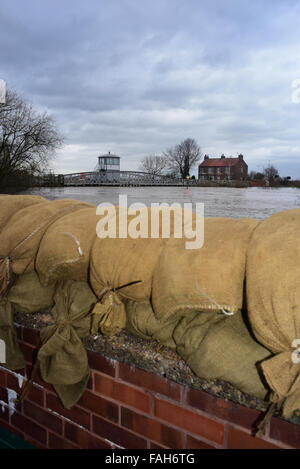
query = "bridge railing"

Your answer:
(62, 170), (183, 185)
